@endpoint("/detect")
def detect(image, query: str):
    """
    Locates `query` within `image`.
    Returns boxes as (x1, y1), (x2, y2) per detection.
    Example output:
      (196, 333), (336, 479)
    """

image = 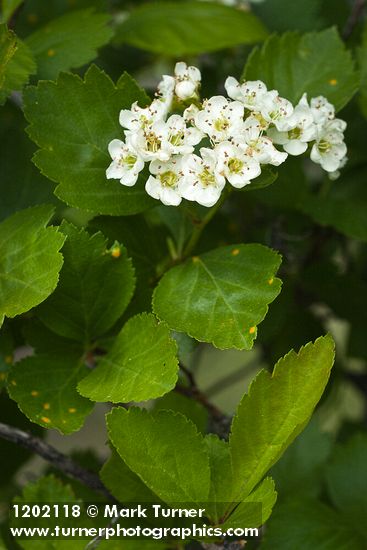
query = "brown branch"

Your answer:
(0, 421), (115, 501)
(343, 0), (366, 39)
(177, 364), (229, 426)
